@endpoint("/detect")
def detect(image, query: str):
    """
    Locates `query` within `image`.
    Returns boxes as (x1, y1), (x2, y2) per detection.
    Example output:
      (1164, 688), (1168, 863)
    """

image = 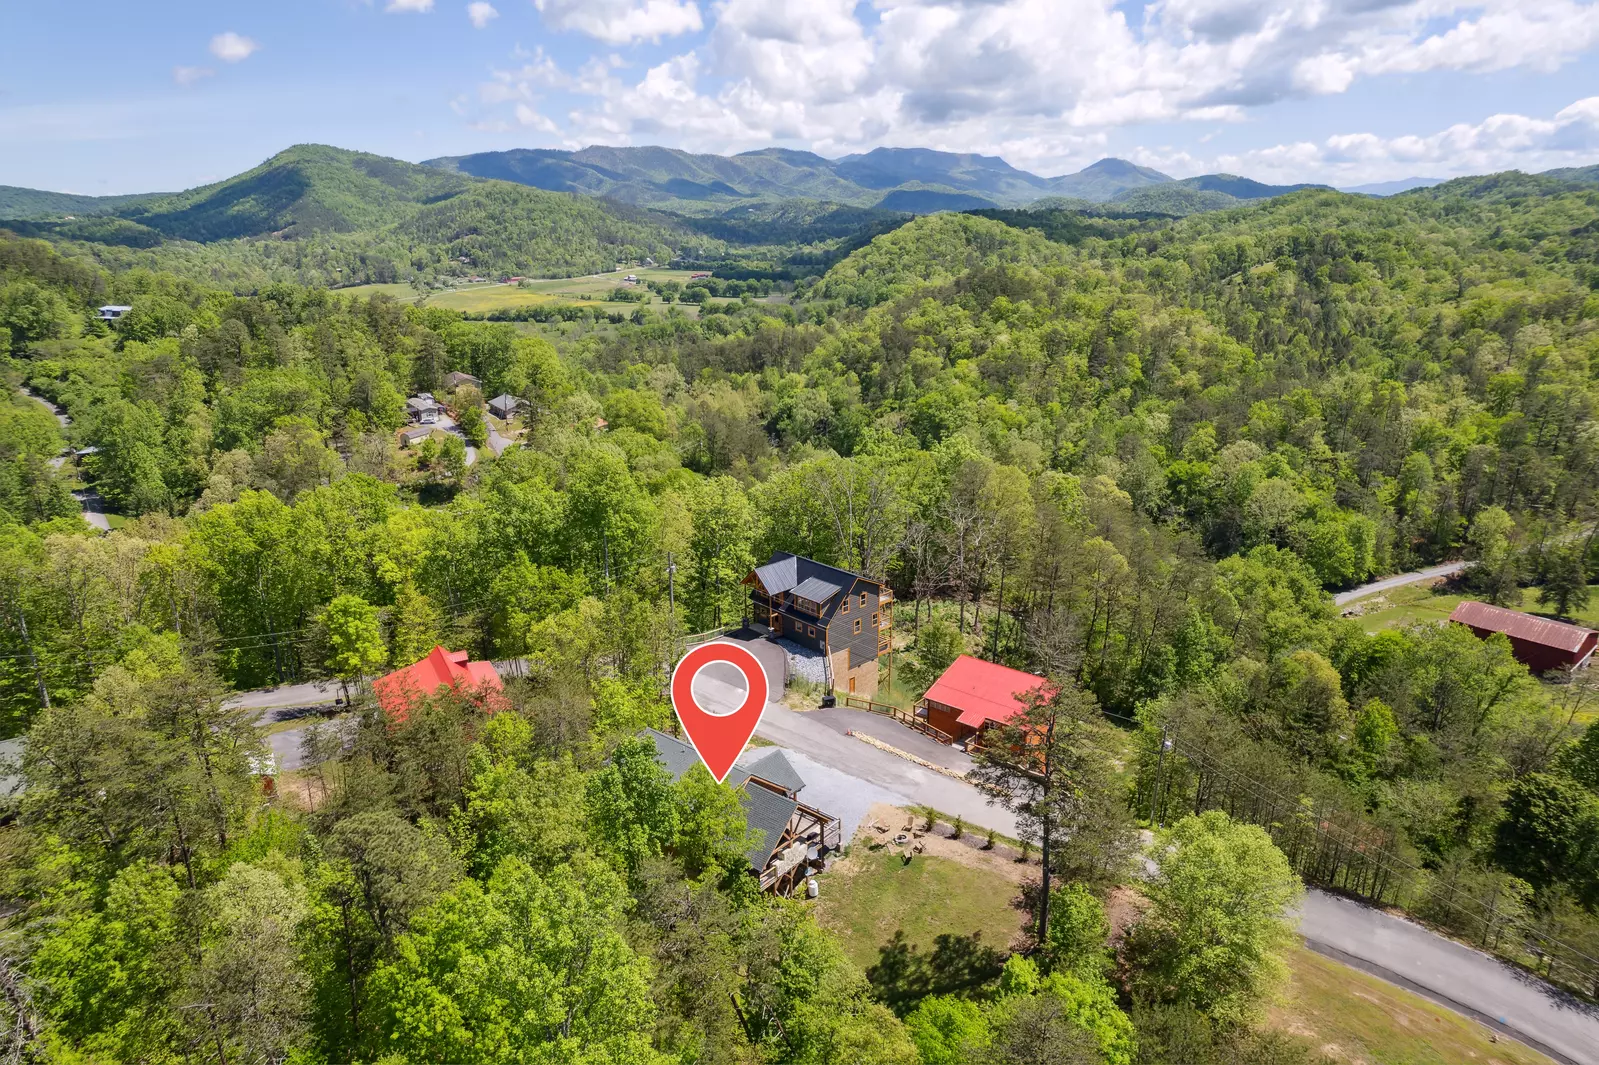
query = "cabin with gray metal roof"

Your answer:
(642, 728), (840, 894)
